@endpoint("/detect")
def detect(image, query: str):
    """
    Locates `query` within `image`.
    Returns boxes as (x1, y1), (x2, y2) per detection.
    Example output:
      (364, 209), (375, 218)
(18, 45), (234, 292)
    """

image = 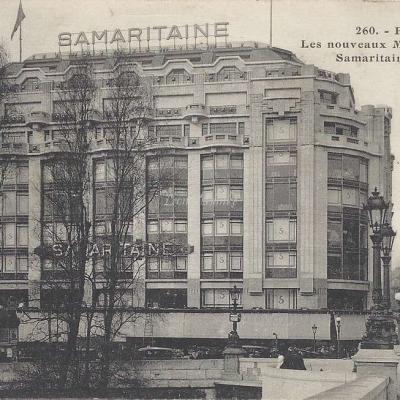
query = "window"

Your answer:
(230, 220), (243, 235)
(160, 219), (173, 233)
(147, 221), (159, 234)
(4, 224), (16, 247)
(202, 157), (214, 170)
(328, 221), (342, 247)
(266, 182), (297, 211)
(148, 258), (159, 271)
(267, 219), (296, 242)
(215, 219), (229, 235)
(161, 259), (173, 271)
(266, 252), (297, 269)
(328, 188), (341, 205)
(343, 187), (358, 206)
(202, 220), (213, 236)
(156, 125), (182, 136)
(360, 161), (368, 183)
(17, 257), (28, 272)
(343, 155), (360, 181)
(320, 91), (338, 104)
(176, 257), (187, 271)
(215, 252), (228, 270)
(231, 157), (243, 169)
(266, 118), (297, 142)
(215, 155), (229, 169)
(328, 154), (342, 179)
(210, 123), (237, 135)
(230, 252), (243, 271)
(202, 187), (214, 202)
(3, 192), (16, 215)
(215, 185), (229, 201)
(17, 226), (28, 247)
(4, 256), (15, 272)
(95, 161), (106, 182)
(230, 187), (243, 201)
(202, 253), (213, 270)
(201, 288), (242, 308)
(17, 193), (28, 214)
(175, 220), (187, 233)
(17, 166), (28, 184)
